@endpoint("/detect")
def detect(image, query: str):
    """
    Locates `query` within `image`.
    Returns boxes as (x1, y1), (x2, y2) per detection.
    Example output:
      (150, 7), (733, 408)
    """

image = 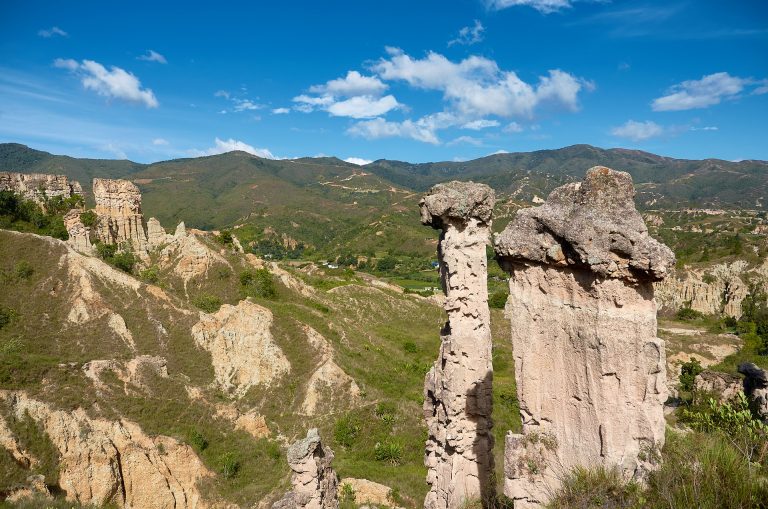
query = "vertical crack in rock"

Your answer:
(493, 166), (675, 508)
(273, 429), (339, 509)
(738, 362), (768, 422)
(419, 181), (496, 509)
